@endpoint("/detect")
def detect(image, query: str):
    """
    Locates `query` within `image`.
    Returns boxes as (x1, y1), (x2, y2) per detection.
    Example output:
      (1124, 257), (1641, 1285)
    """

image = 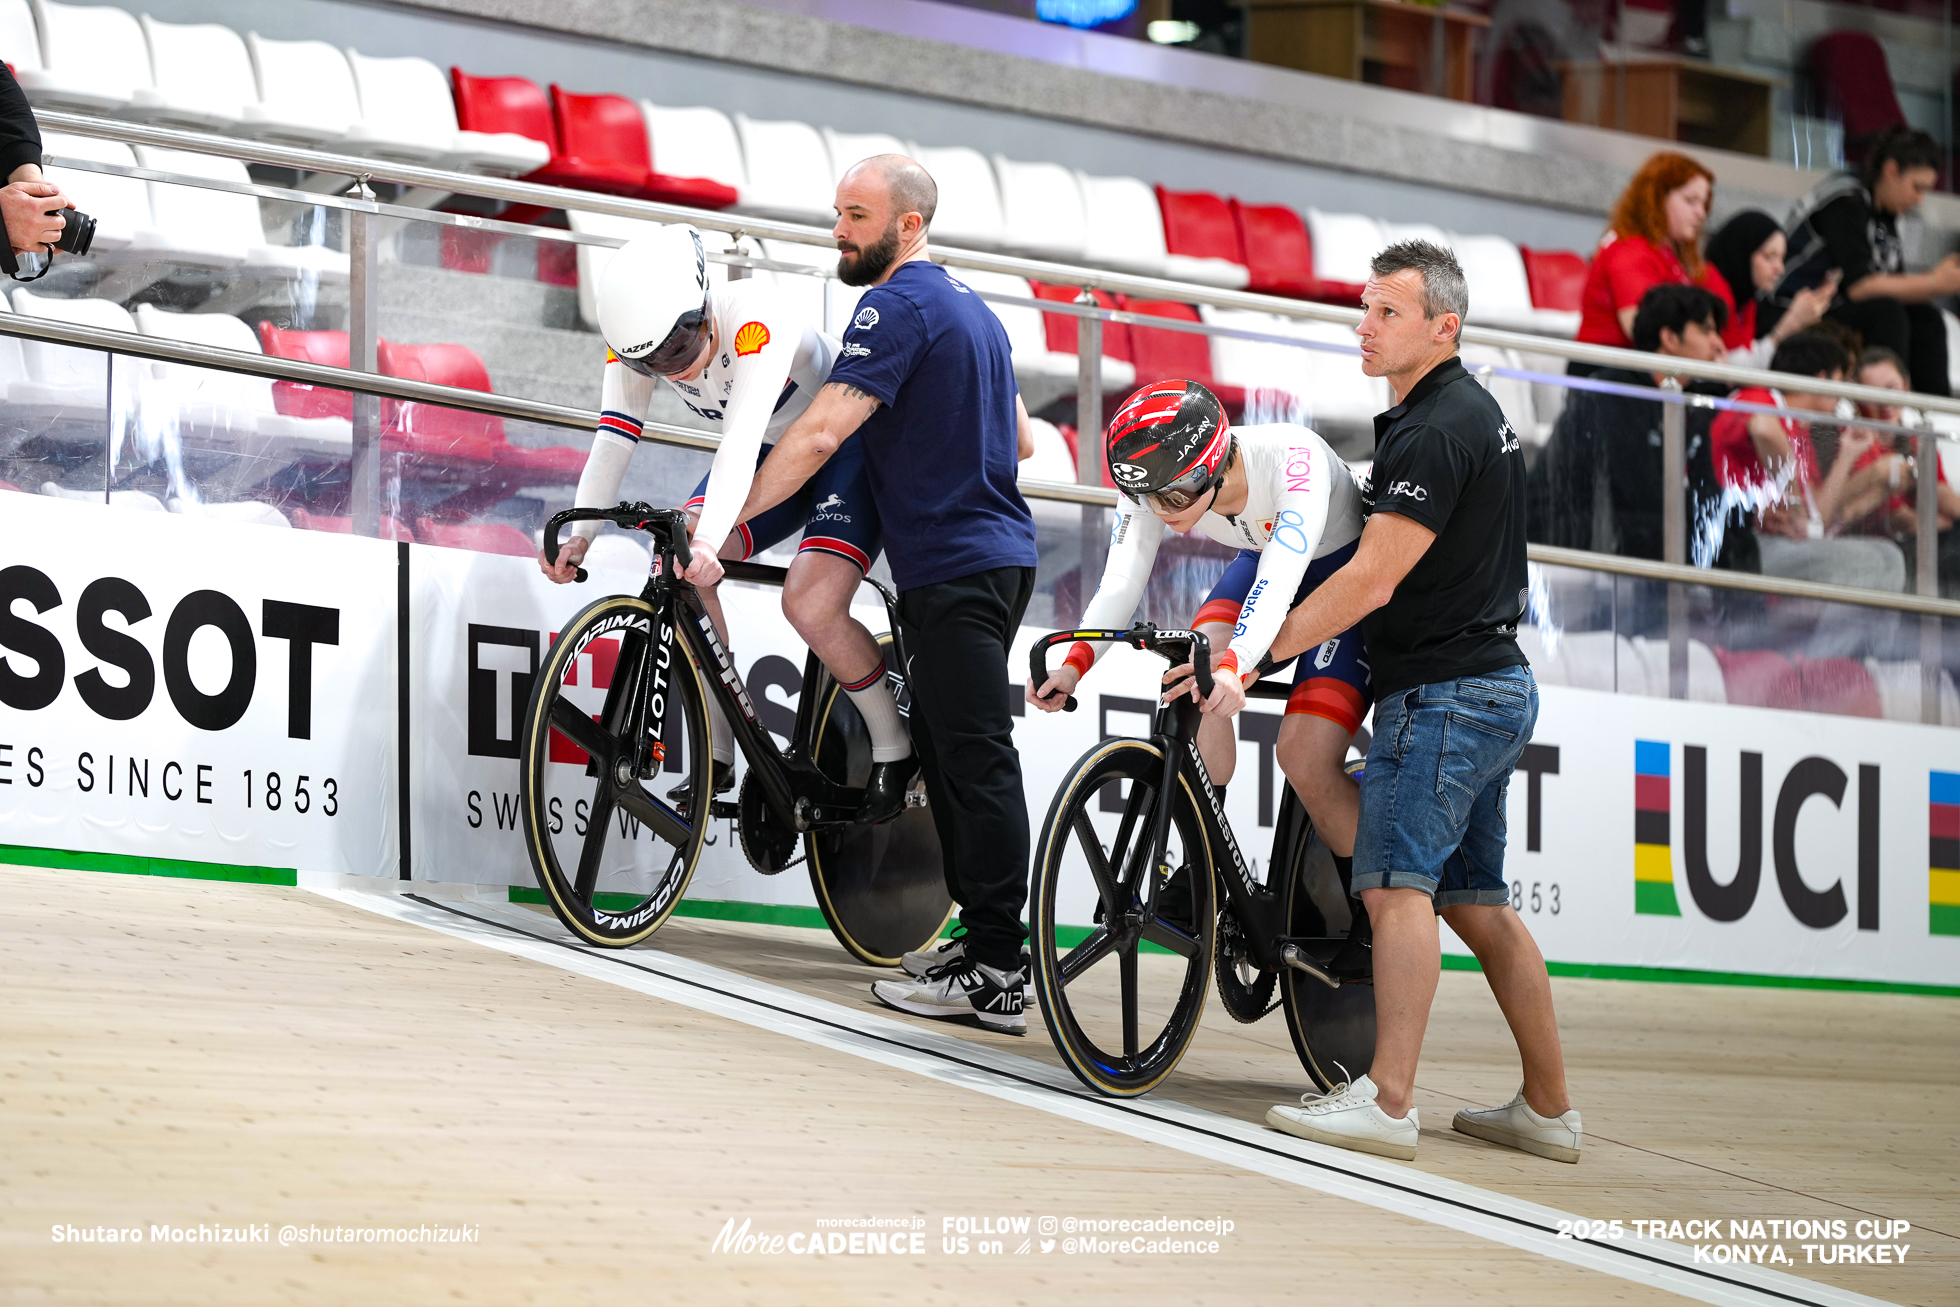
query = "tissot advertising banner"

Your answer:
(0, 494), (396, 873)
